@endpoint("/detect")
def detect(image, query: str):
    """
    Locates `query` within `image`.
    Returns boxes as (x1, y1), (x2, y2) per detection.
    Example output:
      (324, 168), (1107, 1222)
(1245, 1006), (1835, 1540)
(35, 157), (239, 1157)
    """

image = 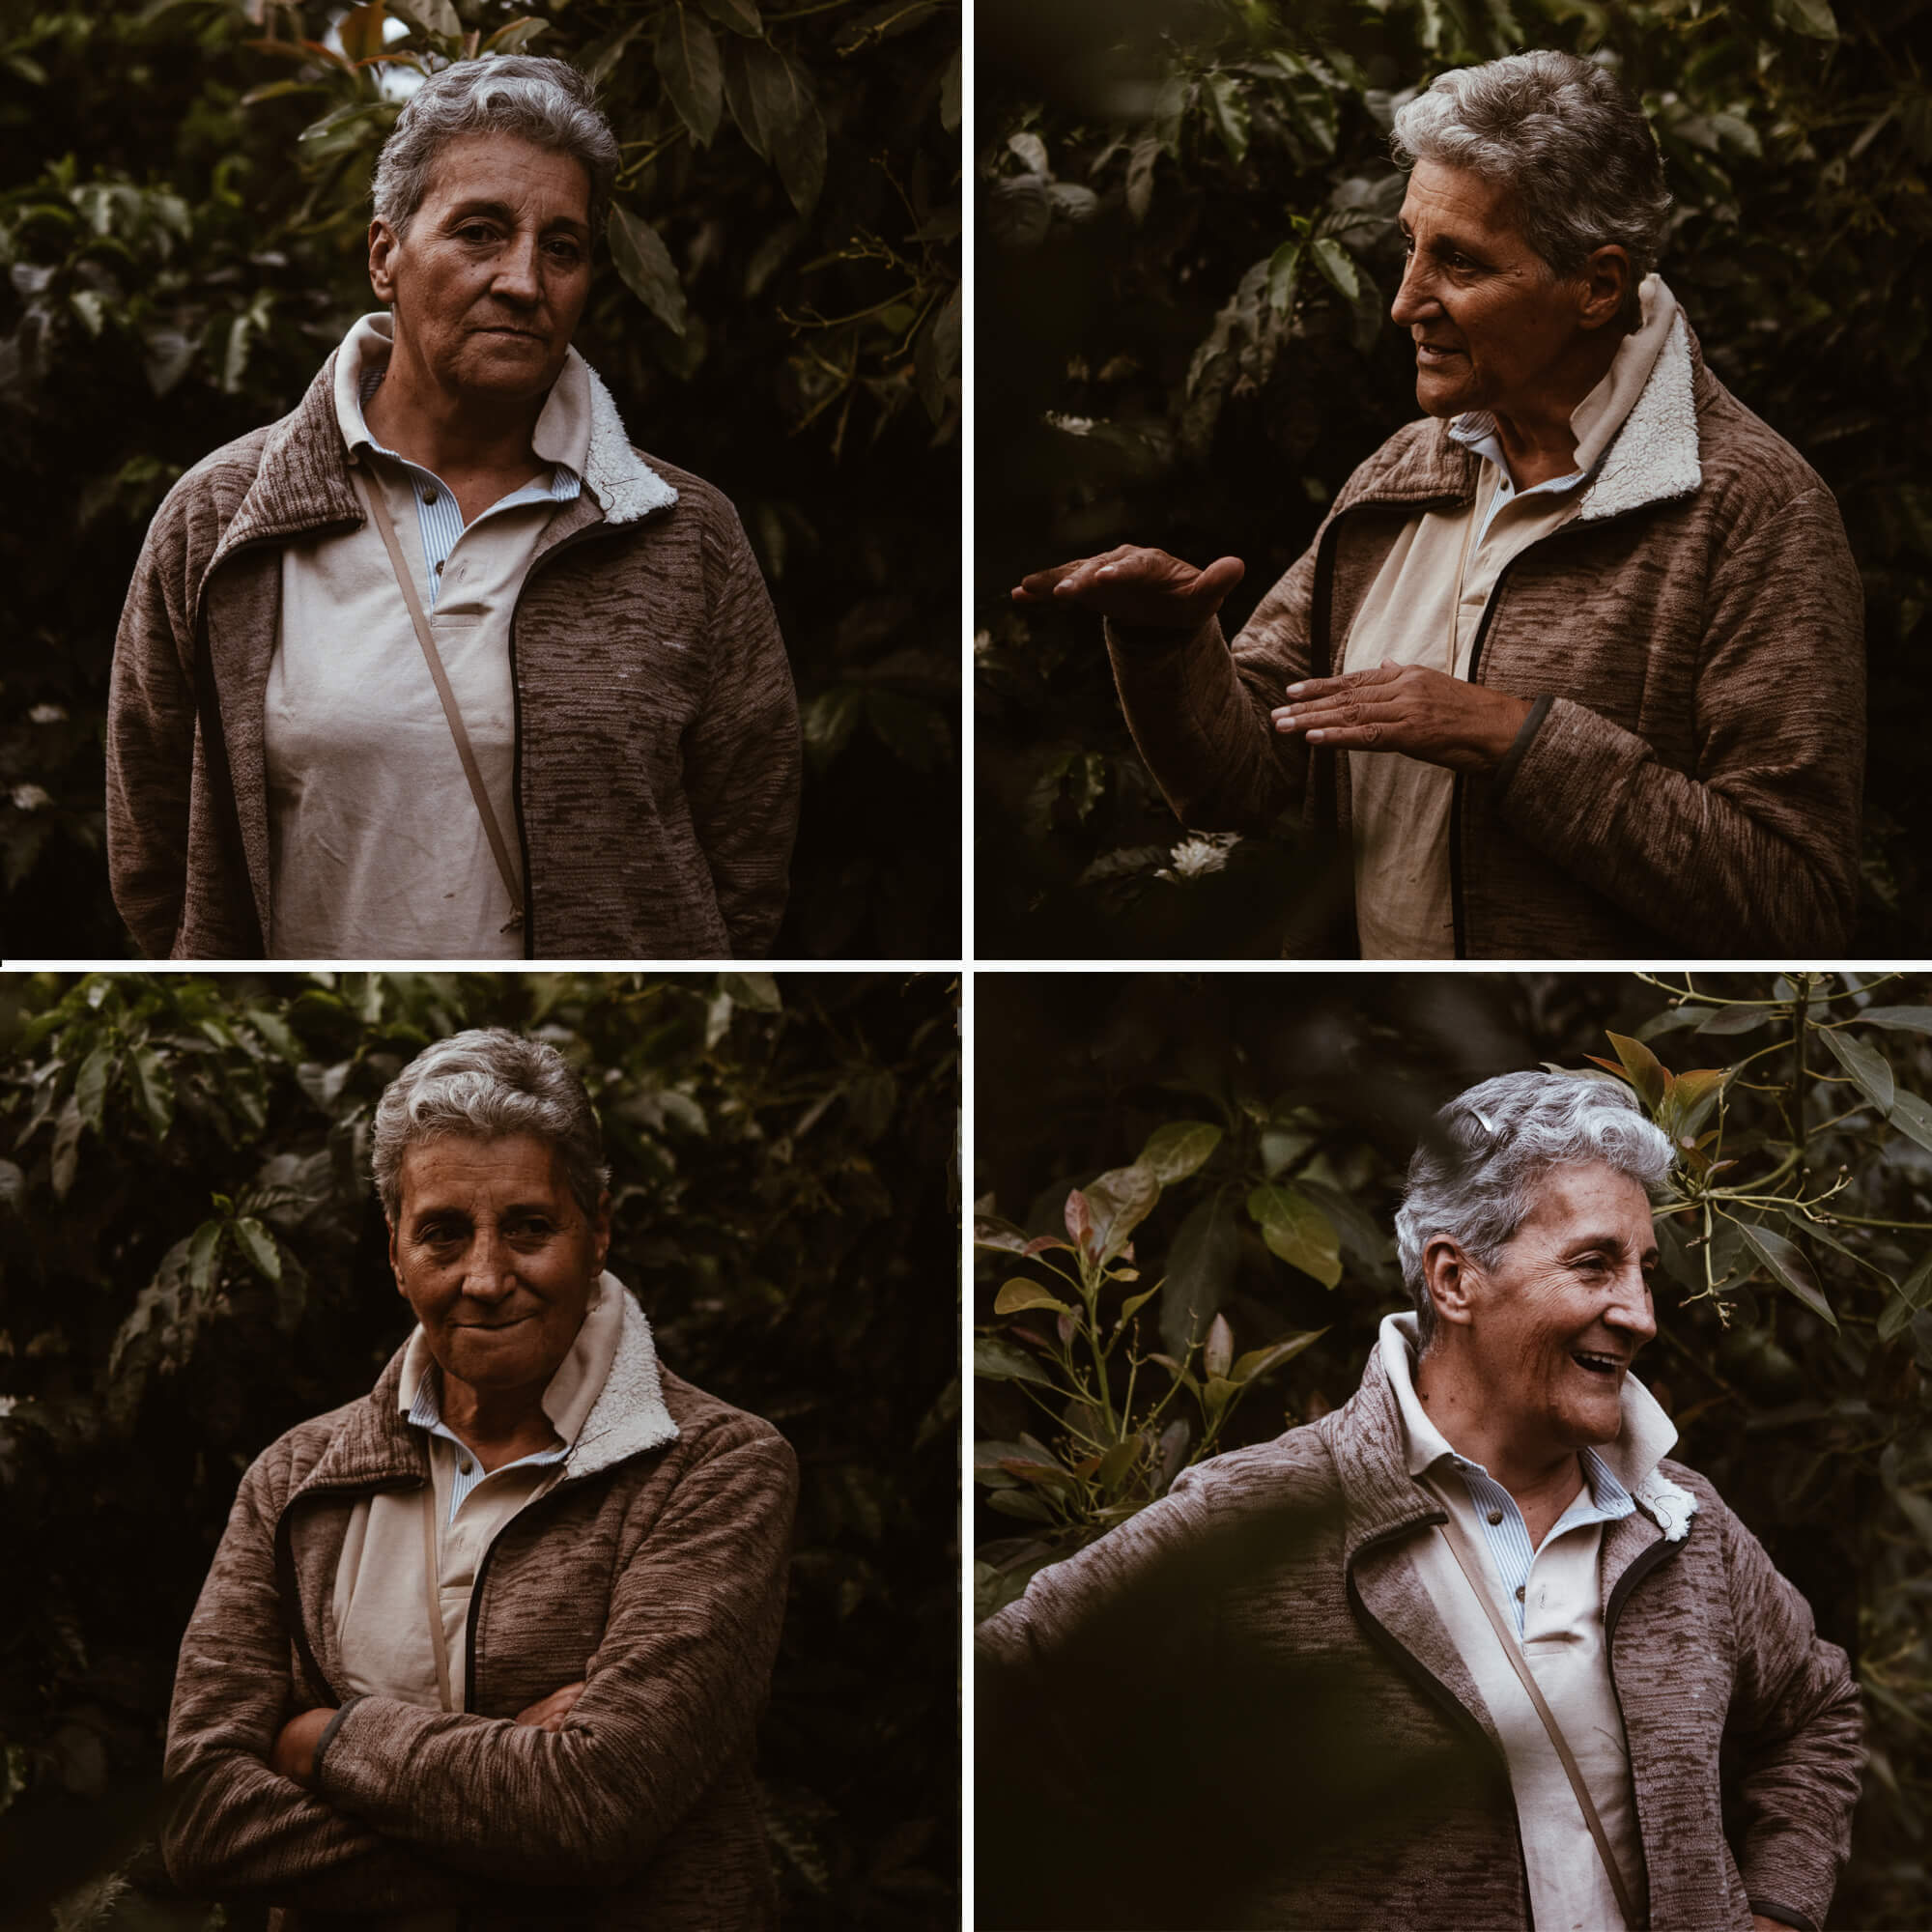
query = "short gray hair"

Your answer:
(1391, 51), (1671, 332)
(371, 55), (619, 243)
(1394, 1071), (1674, 1349)
(372, 1028), (610, 1222)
